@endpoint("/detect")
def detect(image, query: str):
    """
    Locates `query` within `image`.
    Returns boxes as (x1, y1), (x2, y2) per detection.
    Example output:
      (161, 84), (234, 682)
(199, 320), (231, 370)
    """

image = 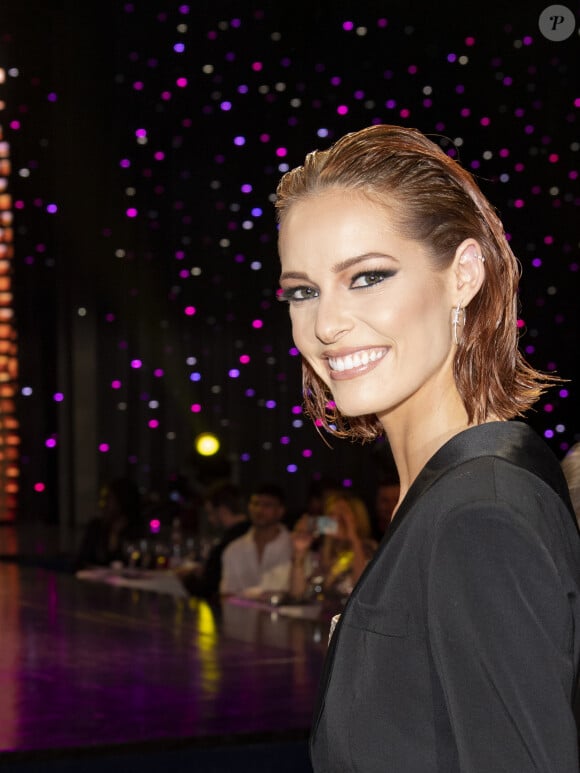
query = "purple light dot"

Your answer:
(252, 319), (263, 329)
(314, 418), (324, 427)
(377, 18), (388, 27)
(291, 405), (302, 414)
(559, 389), (569, 398)
(400, 108), (410, 118)
(480, 116), (491, 126)
(47, 92), (58, 102)
(133, 81), (144, 91)
(153, 368), (164, 378)
(280, 436), (291, 445)
(302, 449), (313, 458)
(53, 392), (64, 402)
(265, 400), (277, 409)
(531, 258), (542, 268)
(251, 207), (263, 217)
(98, 443), (110, 453)
(514, 199), (525, 208)
(184, 306), (196, 316)
(149, 519), (161, 534)
(45, 438), (57, 448)
(465, 36), (475, 46)
(342, 479), (353, 488)
(251, 61), (263, 71)
(174, 43), (185, 53)
(342, 20), (354, 31)
(161, 91), (172, 100)
(9, 120), (21, 130)
(544, 235), (554, 245)
(135, 128), (147, 138)
(544, 404), (554, 413)
(287, 464), (298, 473)
(337, 105), (349, 115)
(111, 380), (122, 389)
(234, 136), (246, 147)
(245, 388), (255, 397)
(240, 354), (250, 364)
(275, 147), (287, 157)
(524, 124), (534, 134)
(130, 359), (142, 369)
(176, 77), (188, 88)
(523, 35), (533, 45)
(126, 208), (138, 218)
(221, 101), (232, 111)
(241, 453), (251, 462)
(179, 269), (189, 279)
(289, 347), (299, 356)
(120, 158), (131, 168)
(190, 372), (201, 382)
(525, 345), (535, 354)
(148, 419), (159, 429)
(447, 53), (457, 63)
(259, 132), (270, 142)
(385, 99), (396, 109)
(241, 183), (253, 193)
(190, 404), (202, 413)
(154, 151), (165, 161)
(544, 430), (554, 439)
(229, 369), (240, 378)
